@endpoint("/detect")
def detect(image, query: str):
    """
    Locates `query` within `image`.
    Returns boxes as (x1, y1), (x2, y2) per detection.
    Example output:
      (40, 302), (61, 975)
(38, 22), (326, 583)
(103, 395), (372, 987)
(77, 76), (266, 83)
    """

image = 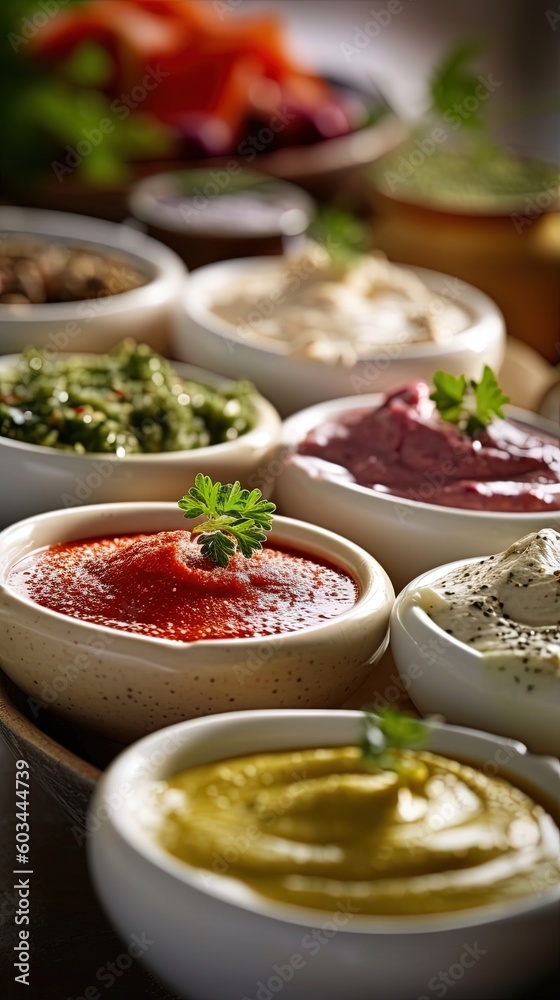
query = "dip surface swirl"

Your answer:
(296, 381), (560, 512)
(8, 531), (357, 641)
(151, 746), (560, 916)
